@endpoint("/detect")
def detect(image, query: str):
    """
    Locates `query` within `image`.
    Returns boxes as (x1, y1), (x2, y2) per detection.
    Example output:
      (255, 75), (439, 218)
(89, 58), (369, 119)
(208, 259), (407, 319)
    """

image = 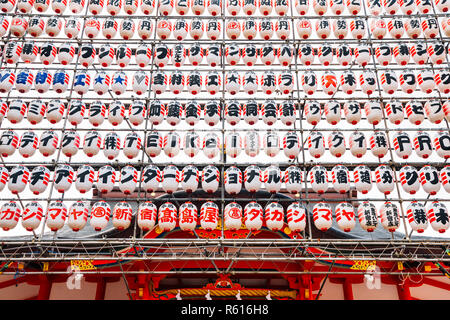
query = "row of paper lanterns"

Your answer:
(3, 15), (450, 41)
(0, 128), (449, 160)
(1, 163), (449, 196)
(1, 99), (449, 127)
(0, 199), (448, 235)
(4, 41), (449, 69)
(3, 67), (450, 97)
(2, 0), (449, 16)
